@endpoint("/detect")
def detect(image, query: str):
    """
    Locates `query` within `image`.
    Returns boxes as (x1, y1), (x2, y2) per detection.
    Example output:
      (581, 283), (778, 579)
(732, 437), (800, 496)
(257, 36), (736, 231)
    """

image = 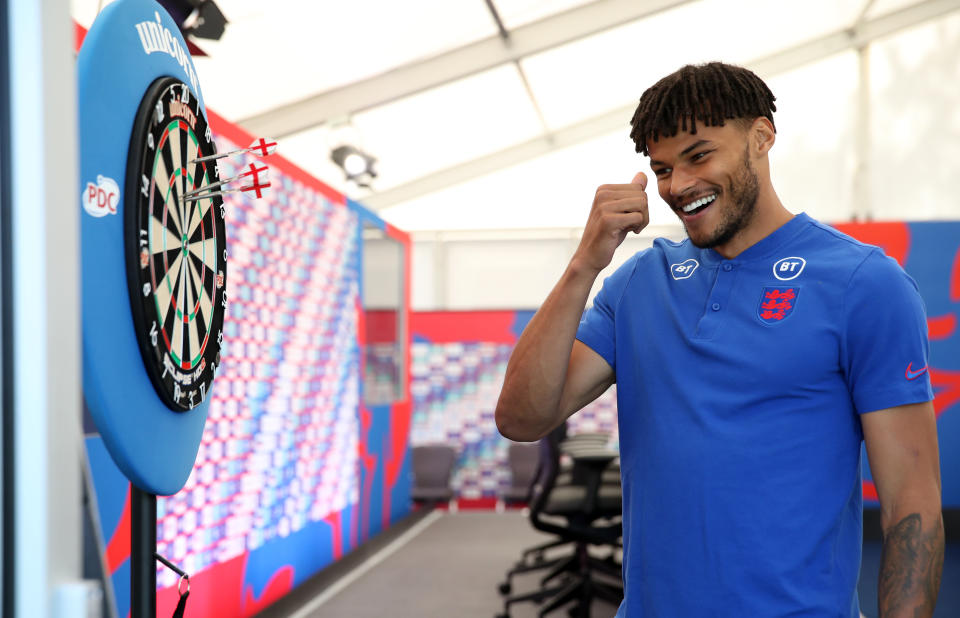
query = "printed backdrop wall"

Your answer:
(409, 311), (618, 505)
